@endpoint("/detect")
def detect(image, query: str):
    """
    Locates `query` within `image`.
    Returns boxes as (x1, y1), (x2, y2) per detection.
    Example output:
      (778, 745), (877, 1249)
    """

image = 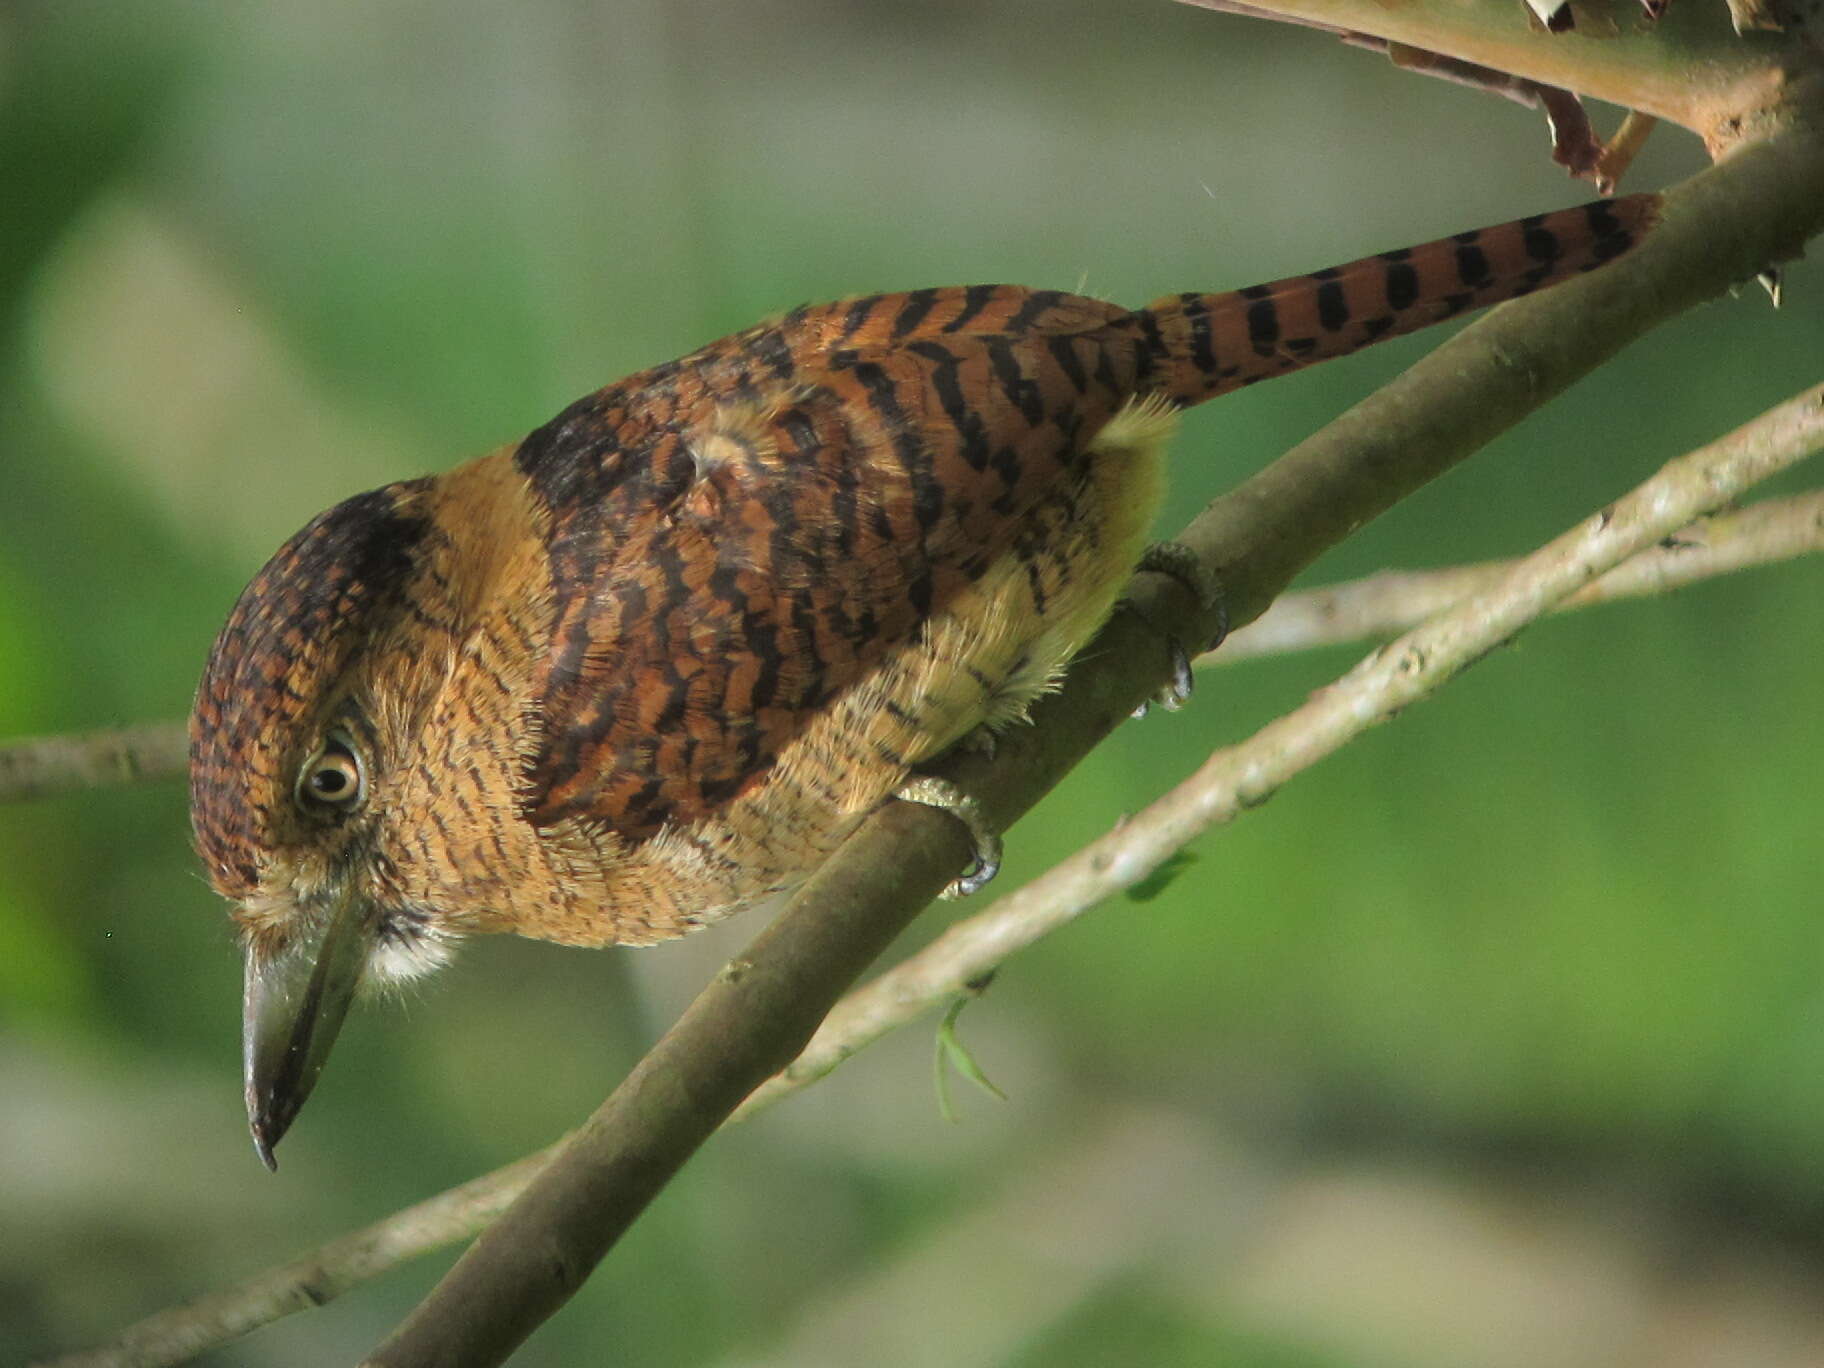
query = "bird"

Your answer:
(189, 194), (1657, 1168)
